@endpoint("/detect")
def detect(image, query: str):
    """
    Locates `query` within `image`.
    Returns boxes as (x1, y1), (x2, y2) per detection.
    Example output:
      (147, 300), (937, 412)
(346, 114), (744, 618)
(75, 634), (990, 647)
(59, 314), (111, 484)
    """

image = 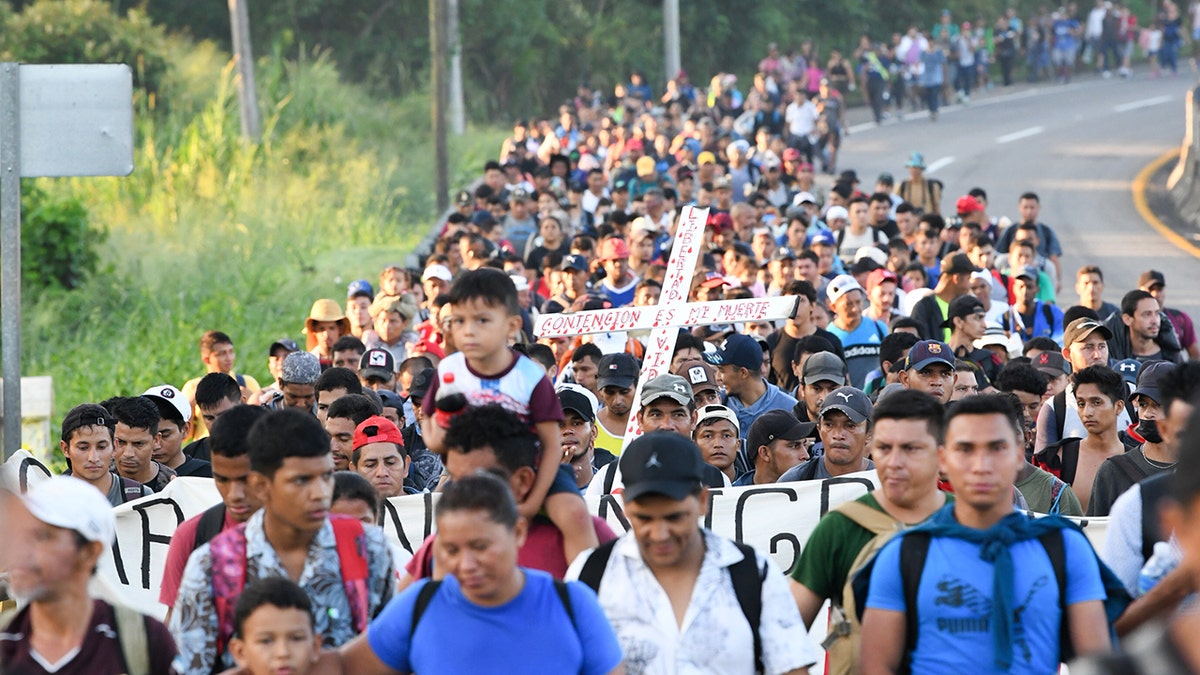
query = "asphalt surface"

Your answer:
(829, 69), (1200, 318)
